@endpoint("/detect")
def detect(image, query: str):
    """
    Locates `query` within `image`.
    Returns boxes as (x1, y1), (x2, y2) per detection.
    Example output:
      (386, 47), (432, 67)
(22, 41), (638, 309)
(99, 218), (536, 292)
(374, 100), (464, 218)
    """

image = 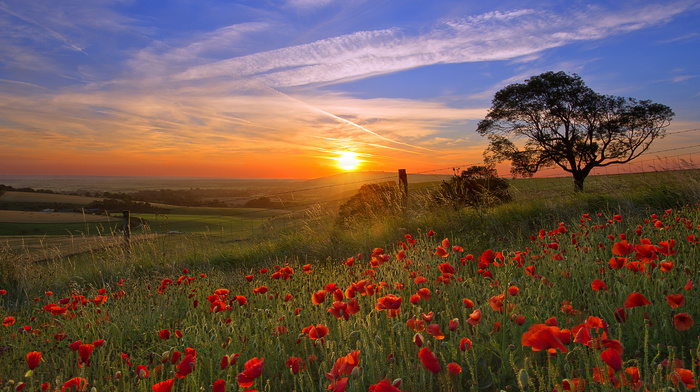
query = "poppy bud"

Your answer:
(392, 379), (402, 388)
(351, 366), (361, 378)
(413, 333), (423, 347)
